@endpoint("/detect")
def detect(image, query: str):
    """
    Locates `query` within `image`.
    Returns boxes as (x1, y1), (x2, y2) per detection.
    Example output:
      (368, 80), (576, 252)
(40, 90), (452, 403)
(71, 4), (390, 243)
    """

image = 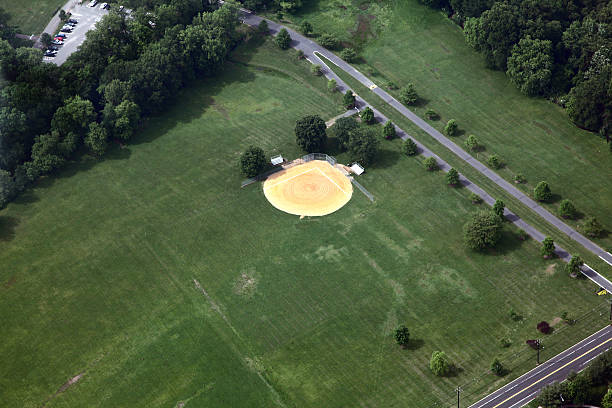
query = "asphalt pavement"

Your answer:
(468, 325), (612, 408)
